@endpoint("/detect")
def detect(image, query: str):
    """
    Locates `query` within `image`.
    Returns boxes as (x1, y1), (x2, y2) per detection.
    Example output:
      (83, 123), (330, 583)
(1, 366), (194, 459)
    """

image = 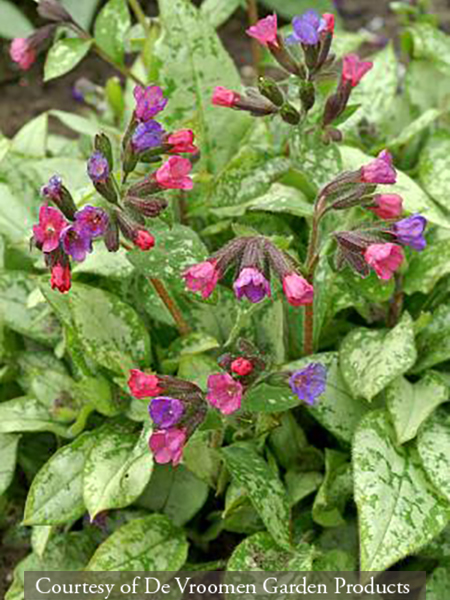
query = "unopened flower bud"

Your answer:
(38, 0), (75, 24)
(258, 76), (284, 107)
(280, 103), (301, 125)
(299, 80), (316, 112)
(124, 196), (168, 218)
(104, 213), (120, 252)
(95, 133), (113, 170)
